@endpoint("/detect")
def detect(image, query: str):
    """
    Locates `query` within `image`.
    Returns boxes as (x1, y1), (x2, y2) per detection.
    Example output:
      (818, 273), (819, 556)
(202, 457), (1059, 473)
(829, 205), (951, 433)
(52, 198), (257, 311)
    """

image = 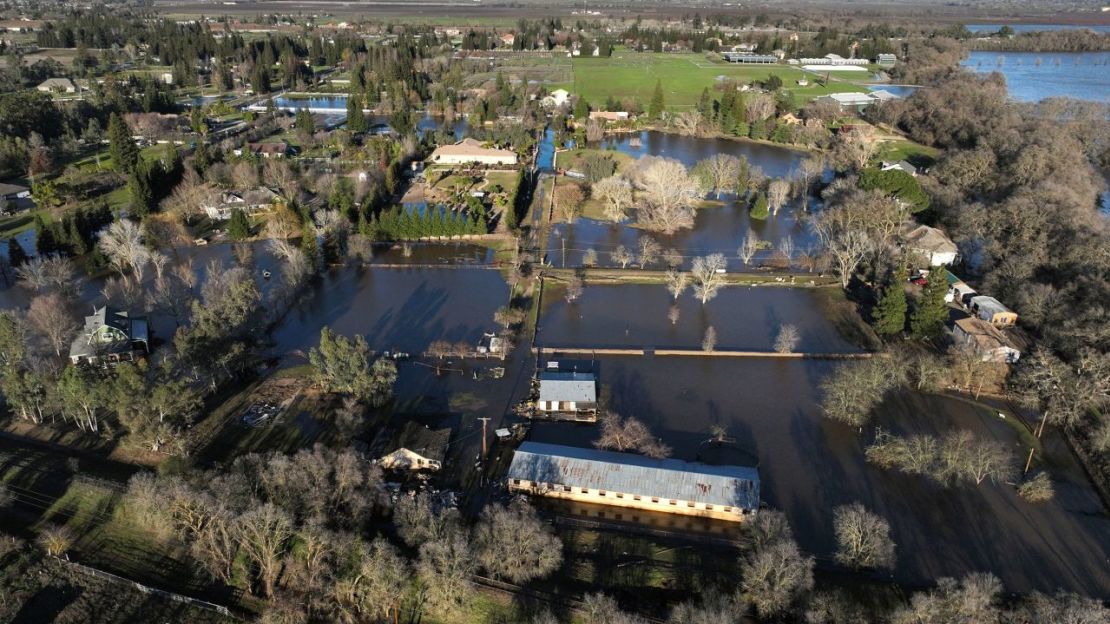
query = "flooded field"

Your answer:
(547, 199), (813, 271)
(527, 356), (1110, 597)
(269, 266), (510, 356)
(538, 284), (865, 353)
(601, 130), (806, 178)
